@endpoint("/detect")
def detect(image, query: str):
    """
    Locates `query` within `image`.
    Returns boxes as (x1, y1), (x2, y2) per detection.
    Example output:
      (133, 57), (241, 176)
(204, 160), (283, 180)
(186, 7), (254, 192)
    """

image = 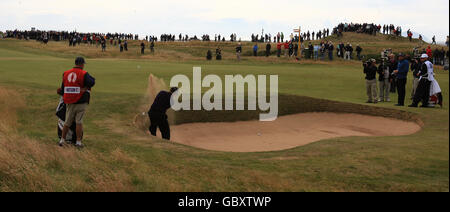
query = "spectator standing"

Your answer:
(393, 53), (409, 106)
(253, 43), (258, 57)
(150, 41), (155, 53)
(328, 42), (334, 61)
(356, 45), (362, 60)
(266, 42), (271, 57)
(236, 43), (242, 61)
(377, 60), (392, 102)
(140, 41), (145, 54)
(364, 59), (378, 103)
